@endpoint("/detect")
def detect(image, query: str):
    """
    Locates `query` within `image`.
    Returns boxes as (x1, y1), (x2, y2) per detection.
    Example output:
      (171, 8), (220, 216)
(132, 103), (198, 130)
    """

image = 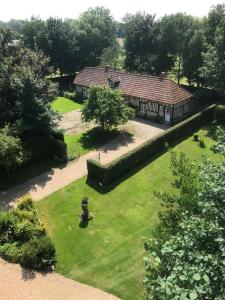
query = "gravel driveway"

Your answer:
(0, 258), (120, 300)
